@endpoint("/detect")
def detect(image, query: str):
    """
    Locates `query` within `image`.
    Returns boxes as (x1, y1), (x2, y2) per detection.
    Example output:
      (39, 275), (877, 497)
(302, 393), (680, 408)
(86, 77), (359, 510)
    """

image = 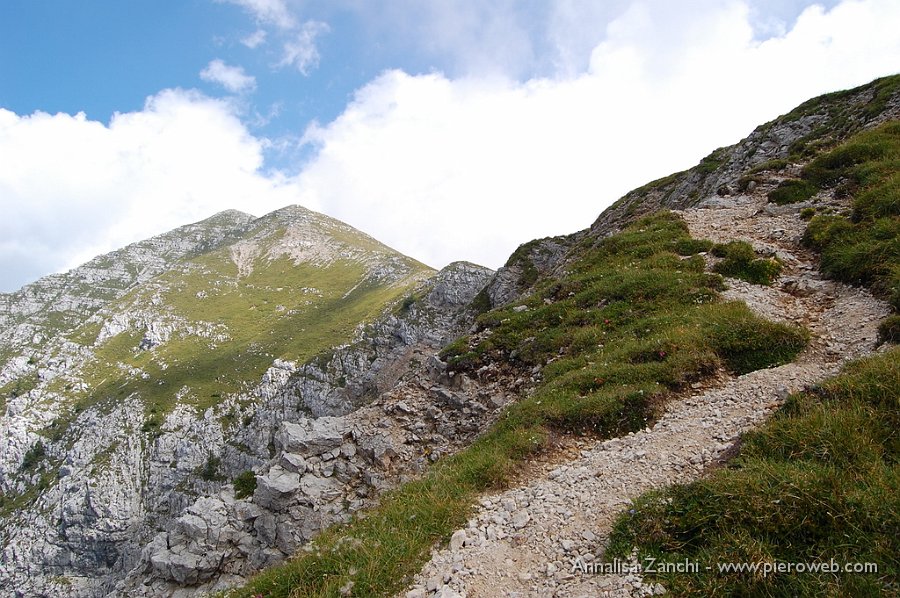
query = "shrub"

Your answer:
(767, 179), (818, 205)
(470, 287), (492, 314)
(199, 455), (225, 482)
(878, 314), (900, 344)
(674, 238), (714, 256)
(711, 241), (783, 285)
(398, 294), (417, 314)
(20, 441), (46, 471)
(234, 470), (257, 499)
(141, 414), (162, 433)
